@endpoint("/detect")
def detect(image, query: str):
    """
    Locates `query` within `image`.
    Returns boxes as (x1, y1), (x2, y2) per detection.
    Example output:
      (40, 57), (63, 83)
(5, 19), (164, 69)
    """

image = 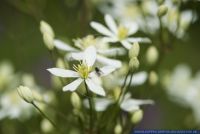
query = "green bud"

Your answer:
(40, 21), (54, 37)
(146, 46), (159, 65)
(129, 42), (140, 58)
(43, 33), (54, 50)
(129, 57), (139, 70)
(56, 58), (66, 69)
(131, 109), (143, 124)
(149, 71), (158, 85)
(157, 5), (168, 17)
(41, 119), (53, 133)
(70, 92), (81, 109)
(17, 86), (34, 103)
(114, 123), (122, 134)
